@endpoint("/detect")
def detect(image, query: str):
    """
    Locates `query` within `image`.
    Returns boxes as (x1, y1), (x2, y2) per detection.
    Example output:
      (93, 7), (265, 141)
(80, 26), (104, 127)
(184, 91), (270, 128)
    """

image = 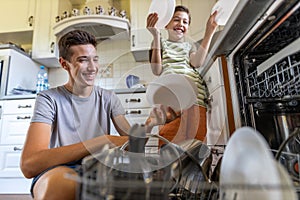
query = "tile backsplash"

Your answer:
(48, 38), (156, 90)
